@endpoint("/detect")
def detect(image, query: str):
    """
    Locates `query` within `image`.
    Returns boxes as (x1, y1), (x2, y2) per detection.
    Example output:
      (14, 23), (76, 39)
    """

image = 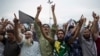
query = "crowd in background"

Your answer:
(0, 4), (100, 56)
